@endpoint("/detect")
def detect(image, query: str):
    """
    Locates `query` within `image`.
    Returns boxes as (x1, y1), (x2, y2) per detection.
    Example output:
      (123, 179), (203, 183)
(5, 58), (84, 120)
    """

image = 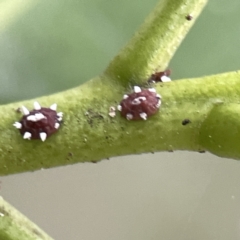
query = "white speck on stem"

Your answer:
(108, 107), (116, 117)
(109, 112), (116, 118)
(109, 106), (115, 112)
